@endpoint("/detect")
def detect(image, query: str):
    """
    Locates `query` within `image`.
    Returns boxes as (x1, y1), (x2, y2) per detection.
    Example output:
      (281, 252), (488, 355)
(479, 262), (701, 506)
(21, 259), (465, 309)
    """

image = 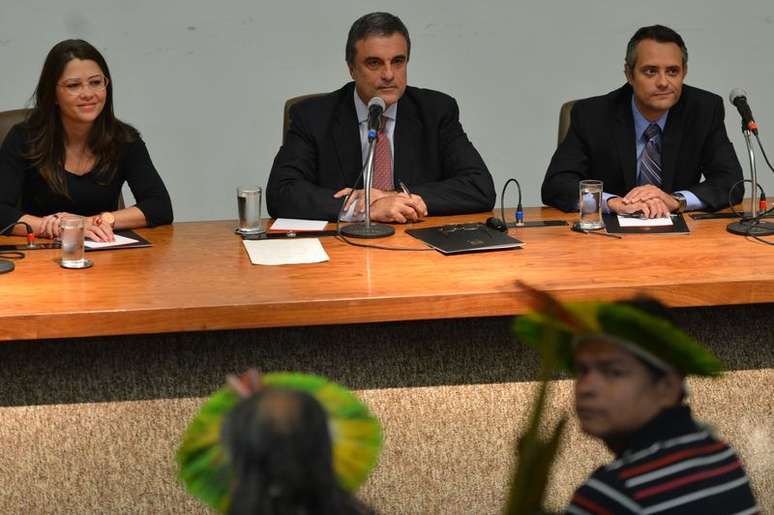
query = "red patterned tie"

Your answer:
(372, 116), (393, 191)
